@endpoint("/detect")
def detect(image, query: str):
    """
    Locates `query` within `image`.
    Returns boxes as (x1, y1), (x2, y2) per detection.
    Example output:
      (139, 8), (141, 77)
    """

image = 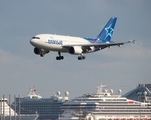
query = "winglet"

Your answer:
(132, 40), (135, 44)
(128, 40), (135, 44)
